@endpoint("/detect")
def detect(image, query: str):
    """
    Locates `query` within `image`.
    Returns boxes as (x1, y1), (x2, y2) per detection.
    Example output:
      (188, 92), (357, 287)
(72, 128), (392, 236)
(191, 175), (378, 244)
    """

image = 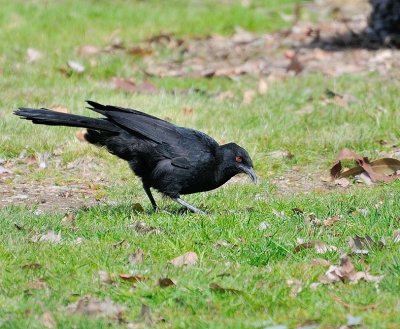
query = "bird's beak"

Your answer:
(239, 166), (258, 184)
